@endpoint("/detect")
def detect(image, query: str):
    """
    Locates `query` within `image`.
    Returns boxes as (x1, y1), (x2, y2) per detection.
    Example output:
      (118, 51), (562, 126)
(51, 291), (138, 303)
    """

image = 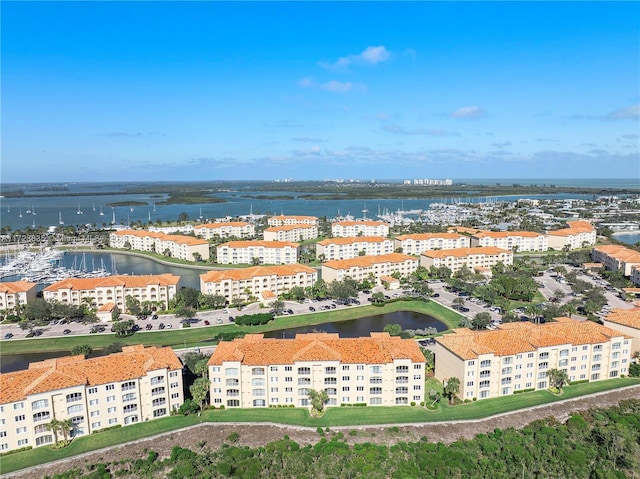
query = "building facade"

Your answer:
(208, 332), (425, 408)
(321, 253), (418, 284)
(603, 307), (640, 355)
(470, 231), (548, 252)
(434, 318), (631, 401)
(547, 221), (596, 251)
(316, 236), (395, 261)
(0, 281), (38, 313)
(331, 221), (390, 238)
(200, 265), (317, 304)
(591, 245), (640, 277)
(267, 215), (318, 227)
(194, 222), (255, 240)
(109, 230), (210, 261)
(419, 247), (513, 275)
(263, 225), (318, 242)
(0, 345), (183, 453)
(43, 274), (180, 316)
(394, 233), (470, 255)
(216, 240), (299, 265)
